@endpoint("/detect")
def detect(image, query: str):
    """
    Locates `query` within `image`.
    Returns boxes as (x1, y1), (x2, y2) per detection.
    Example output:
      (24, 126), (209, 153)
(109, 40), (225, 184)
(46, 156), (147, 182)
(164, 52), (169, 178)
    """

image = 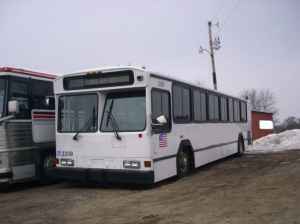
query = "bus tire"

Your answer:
(176, 149), (191, 178)
(39, 154), (56, 184)
(237, 137), (245, 156)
